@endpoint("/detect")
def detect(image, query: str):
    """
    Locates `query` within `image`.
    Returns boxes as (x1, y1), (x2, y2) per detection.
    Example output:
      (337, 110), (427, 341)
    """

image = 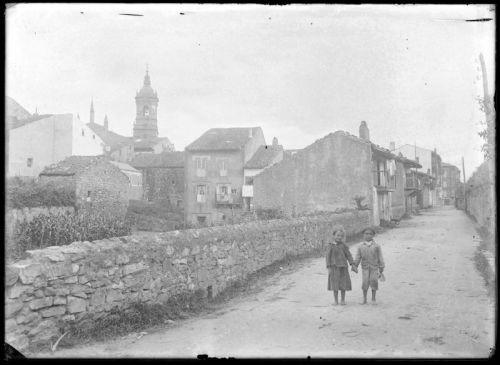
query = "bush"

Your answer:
(7, 210), (132, 261)
(255, 207), (287, 220)
(7, 178), (76, 209)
